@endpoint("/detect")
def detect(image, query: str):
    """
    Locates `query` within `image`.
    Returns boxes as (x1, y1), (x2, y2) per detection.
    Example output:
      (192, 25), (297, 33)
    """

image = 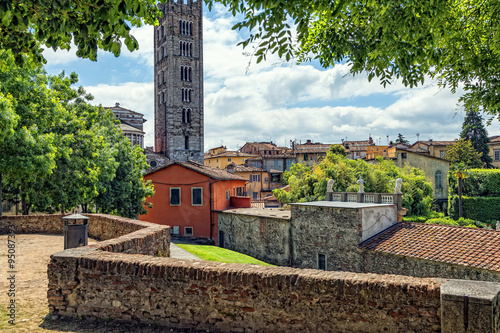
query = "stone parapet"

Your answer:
(48, 249), (443, 332)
